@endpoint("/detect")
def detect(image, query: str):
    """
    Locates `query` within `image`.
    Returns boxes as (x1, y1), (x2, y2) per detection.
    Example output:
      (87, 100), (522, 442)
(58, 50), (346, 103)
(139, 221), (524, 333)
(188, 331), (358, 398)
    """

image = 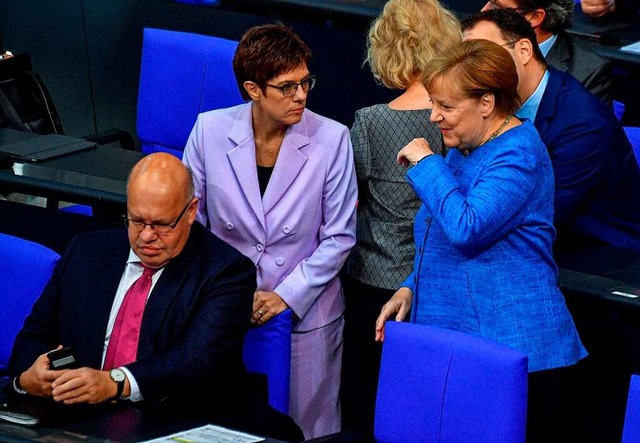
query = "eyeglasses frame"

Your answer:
(123, 197), (194, 235)
(265, 75), (316, 98)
